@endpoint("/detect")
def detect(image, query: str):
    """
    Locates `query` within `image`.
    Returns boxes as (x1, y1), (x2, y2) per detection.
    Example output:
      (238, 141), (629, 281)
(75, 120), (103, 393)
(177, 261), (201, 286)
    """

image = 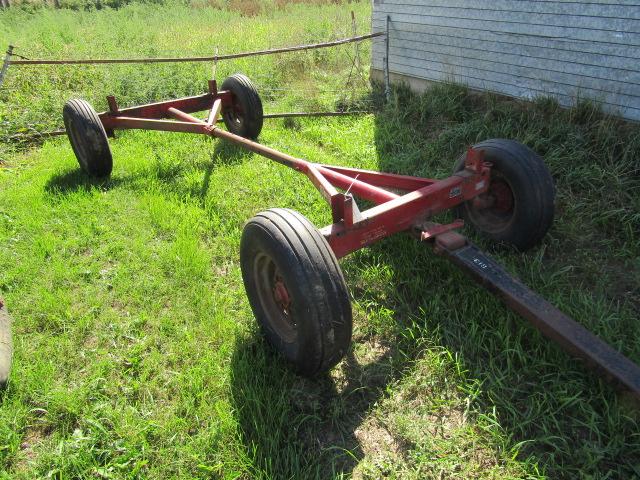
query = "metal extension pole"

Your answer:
(384, 16), (391, 102)
(0, 45), (13, 89)
(434, 234), (640, 400)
